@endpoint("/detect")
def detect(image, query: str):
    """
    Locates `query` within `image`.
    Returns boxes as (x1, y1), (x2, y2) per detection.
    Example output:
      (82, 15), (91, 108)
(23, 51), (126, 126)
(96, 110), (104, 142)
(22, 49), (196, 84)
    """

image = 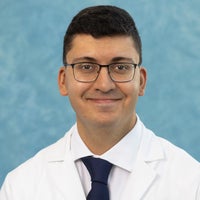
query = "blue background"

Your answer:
(0, 0), (200, 186)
